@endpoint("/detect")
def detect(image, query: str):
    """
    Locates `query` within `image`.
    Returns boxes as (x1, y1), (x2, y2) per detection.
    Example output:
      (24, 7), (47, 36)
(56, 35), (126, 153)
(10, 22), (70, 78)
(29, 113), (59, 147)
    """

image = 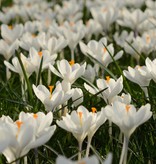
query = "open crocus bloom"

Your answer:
(28, 47), (57, 73)
(123, 65), (151, 86)
(33, 81), (72, 111)
(103, 101), (152, 138)
(1, 24), (23, 44)
(49, 59), (86, 84)
(84, 76), (123, 104)
(80, 37), (123, 67)
(57, 106), (93, 143)
(4, 53), (35, 78)
(1, 112), (56, 163)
